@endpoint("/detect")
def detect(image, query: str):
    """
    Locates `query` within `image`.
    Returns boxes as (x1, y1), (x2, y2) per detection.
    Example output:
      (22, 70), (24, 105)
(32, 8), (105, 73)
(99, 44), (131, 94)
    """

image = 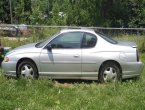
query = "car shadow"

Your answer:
(52, 79), (98, 84)
(3, 75), (140, 85)
(52, 78), (140, 85)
